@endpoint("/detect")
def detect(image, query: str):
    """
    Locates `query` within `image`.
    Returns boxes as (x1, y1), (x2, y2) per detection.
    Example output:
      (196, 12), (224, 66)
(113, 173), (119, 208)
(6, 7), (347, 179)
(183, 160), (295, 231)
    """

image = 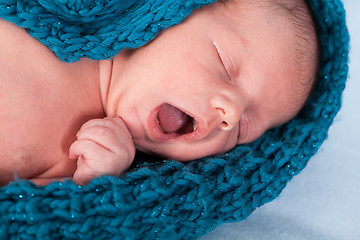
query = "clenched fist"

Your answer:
(69, 117), (135, 185)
